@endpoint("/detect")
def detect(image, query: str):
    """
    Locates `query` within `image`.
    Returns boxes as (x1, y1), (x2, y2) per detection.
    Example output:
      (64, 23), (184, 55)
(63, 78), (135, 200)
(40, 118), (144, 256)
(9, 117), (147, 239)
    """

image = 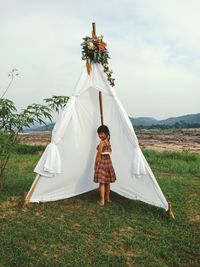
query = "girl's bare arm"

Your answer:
(94, 141), (104, 167)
